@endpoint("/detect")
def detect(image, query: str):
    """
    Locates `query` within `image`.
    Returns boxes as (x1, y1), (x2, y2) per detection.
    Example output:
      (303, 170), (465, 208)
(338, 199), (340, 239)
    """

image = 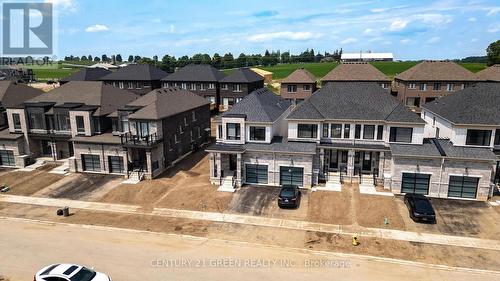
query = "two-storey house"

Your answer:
(60, 68), (112, 85)
(475, 64), (500, 82)
(218, 68), (265, 111)
(280, 68), (317, 105)
(207, 88), (317, 191)
(100, 64), (168, 95)
(395, 61), (478, 110)
(161, 64), (226, 108)
(320, 62), (391, 90)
